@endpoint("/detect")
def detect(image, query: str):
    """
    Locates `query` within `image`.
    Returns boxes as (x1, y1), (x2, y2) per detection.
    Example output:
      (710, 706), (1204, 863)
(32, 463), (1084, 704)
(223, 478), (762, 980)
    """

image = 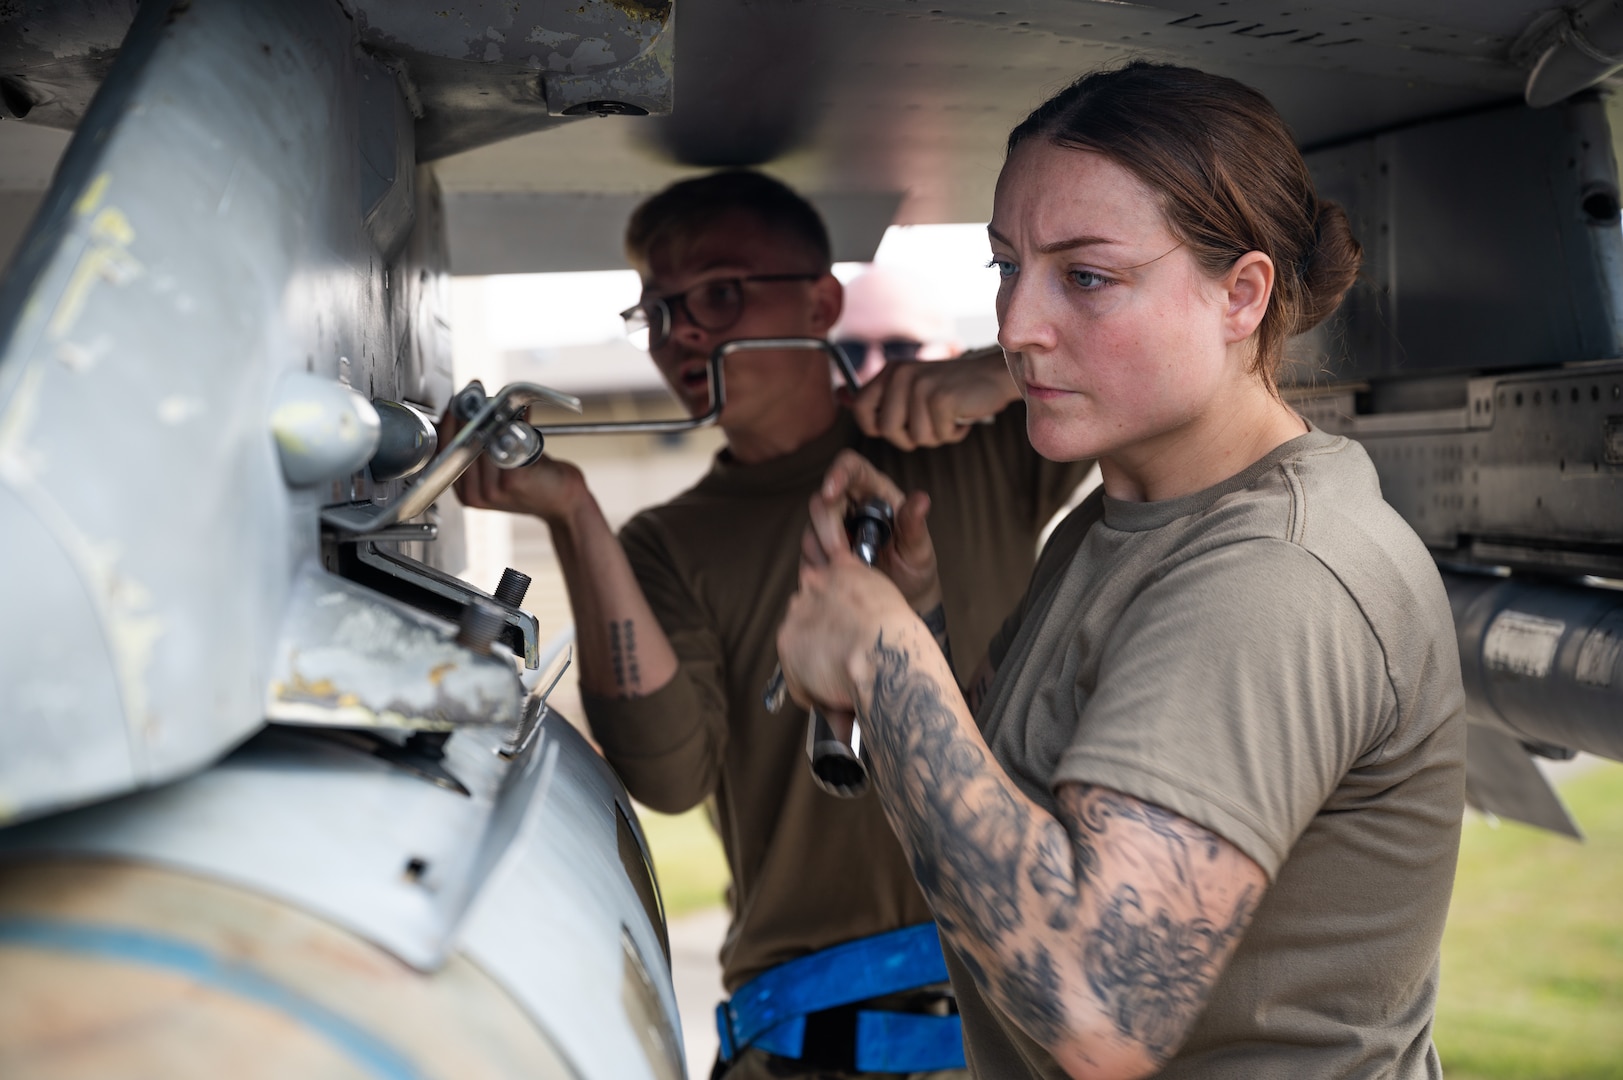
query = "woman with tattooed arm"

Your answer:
(775, 63), (1466, 1080)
